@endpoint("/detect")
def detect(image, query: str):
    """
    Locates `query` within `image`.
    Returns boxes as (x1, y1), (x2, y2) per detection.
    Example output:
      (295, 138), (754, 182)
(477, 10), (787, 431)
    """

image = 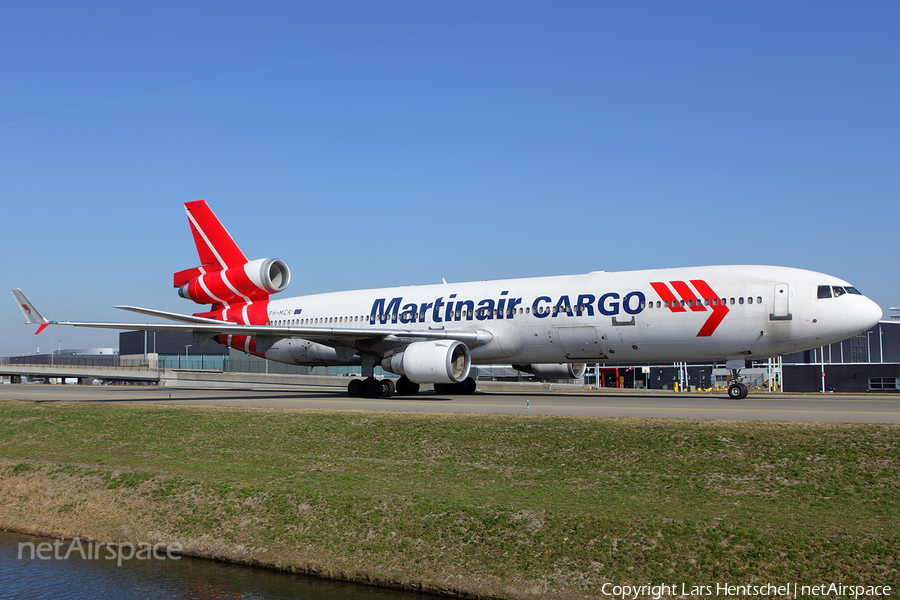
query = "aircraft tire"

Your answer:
(348, 379), (364, 397)
(363, 378), (383, 399)
(433, 383), (451, 395)
(381, 379), (395, 397)
(395, 377), (420, 396)
(738, 382), (749, 399)
(728, 383), (744, 400)
(461, 377), (477, 395)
